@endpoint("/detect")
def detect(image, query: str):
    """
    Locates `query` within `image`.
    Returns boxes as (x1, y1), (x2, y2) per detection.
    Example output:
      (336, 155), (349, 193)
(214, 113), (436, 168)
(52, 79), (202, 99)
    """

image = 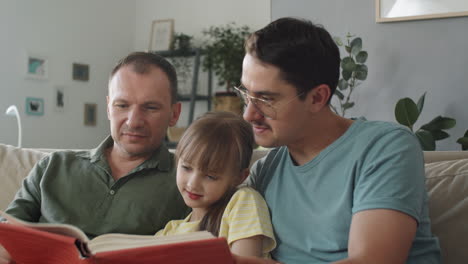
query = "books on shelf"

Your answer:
(0, 210), (234, 264)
